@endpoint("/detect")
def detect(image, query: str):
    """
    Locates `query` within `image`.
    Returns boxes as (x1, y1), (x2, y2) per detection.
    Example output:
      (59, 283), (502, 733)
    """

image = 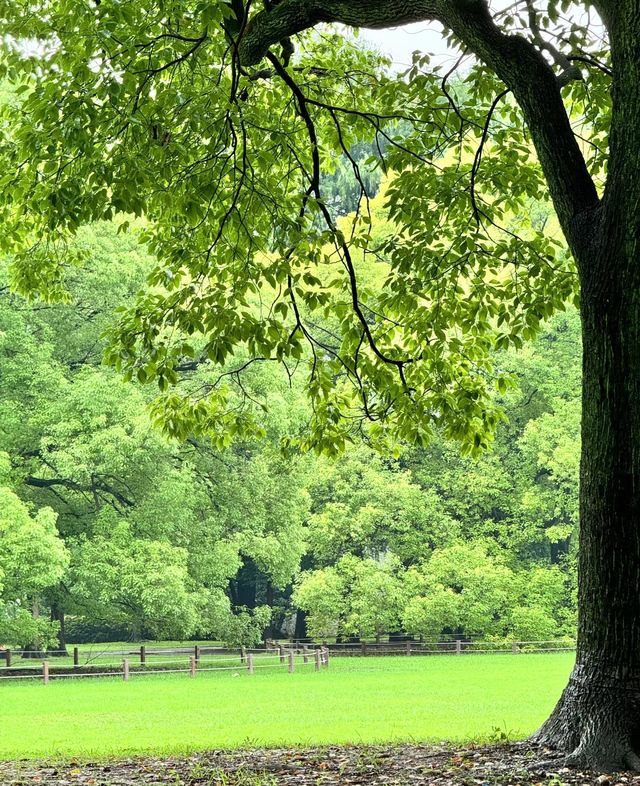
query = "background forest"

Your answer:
(0, 166), (580, 653)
